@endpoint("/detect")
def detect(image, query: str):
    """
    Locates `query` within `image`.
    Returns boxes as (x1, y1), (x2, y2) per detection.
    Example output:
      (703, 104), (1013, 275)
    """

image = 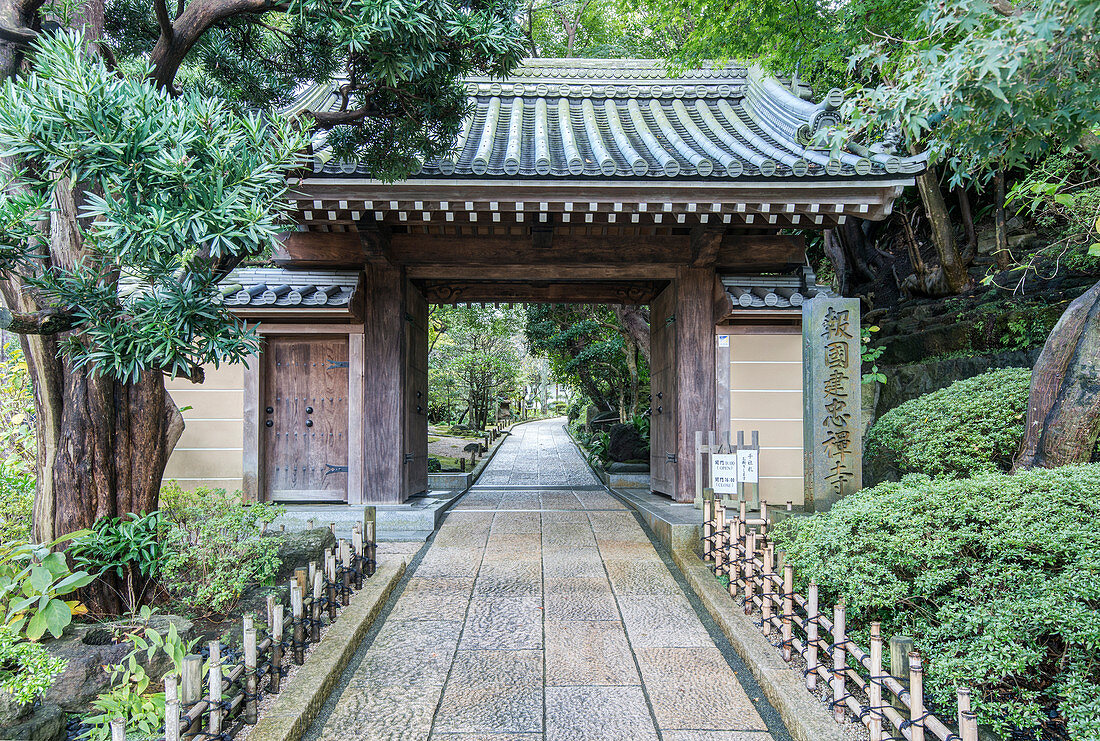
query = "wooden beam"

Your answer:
(691, 226), (725, 266)
(418, 280), (666, 305)
(407, 264), (678, 281)
(674, 266), (717, 504)
(362, 263), (407, 504)
(273, 230), (805, 273)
